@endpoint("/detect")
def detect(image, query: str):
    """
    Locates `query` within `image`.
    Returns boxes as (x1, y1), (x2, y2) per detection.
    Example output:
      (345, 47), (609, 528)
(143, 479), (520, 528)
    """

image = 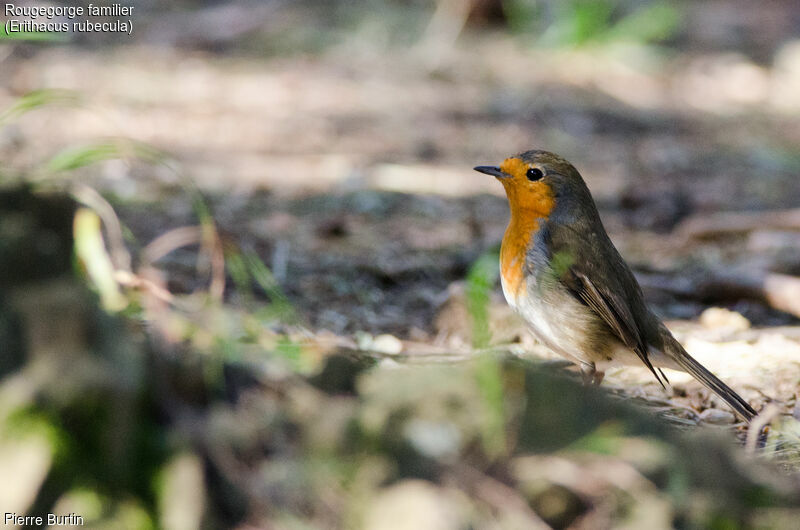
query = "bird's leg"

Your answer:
(592, 369), (605, 386)
(580, 362), (605, 386)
